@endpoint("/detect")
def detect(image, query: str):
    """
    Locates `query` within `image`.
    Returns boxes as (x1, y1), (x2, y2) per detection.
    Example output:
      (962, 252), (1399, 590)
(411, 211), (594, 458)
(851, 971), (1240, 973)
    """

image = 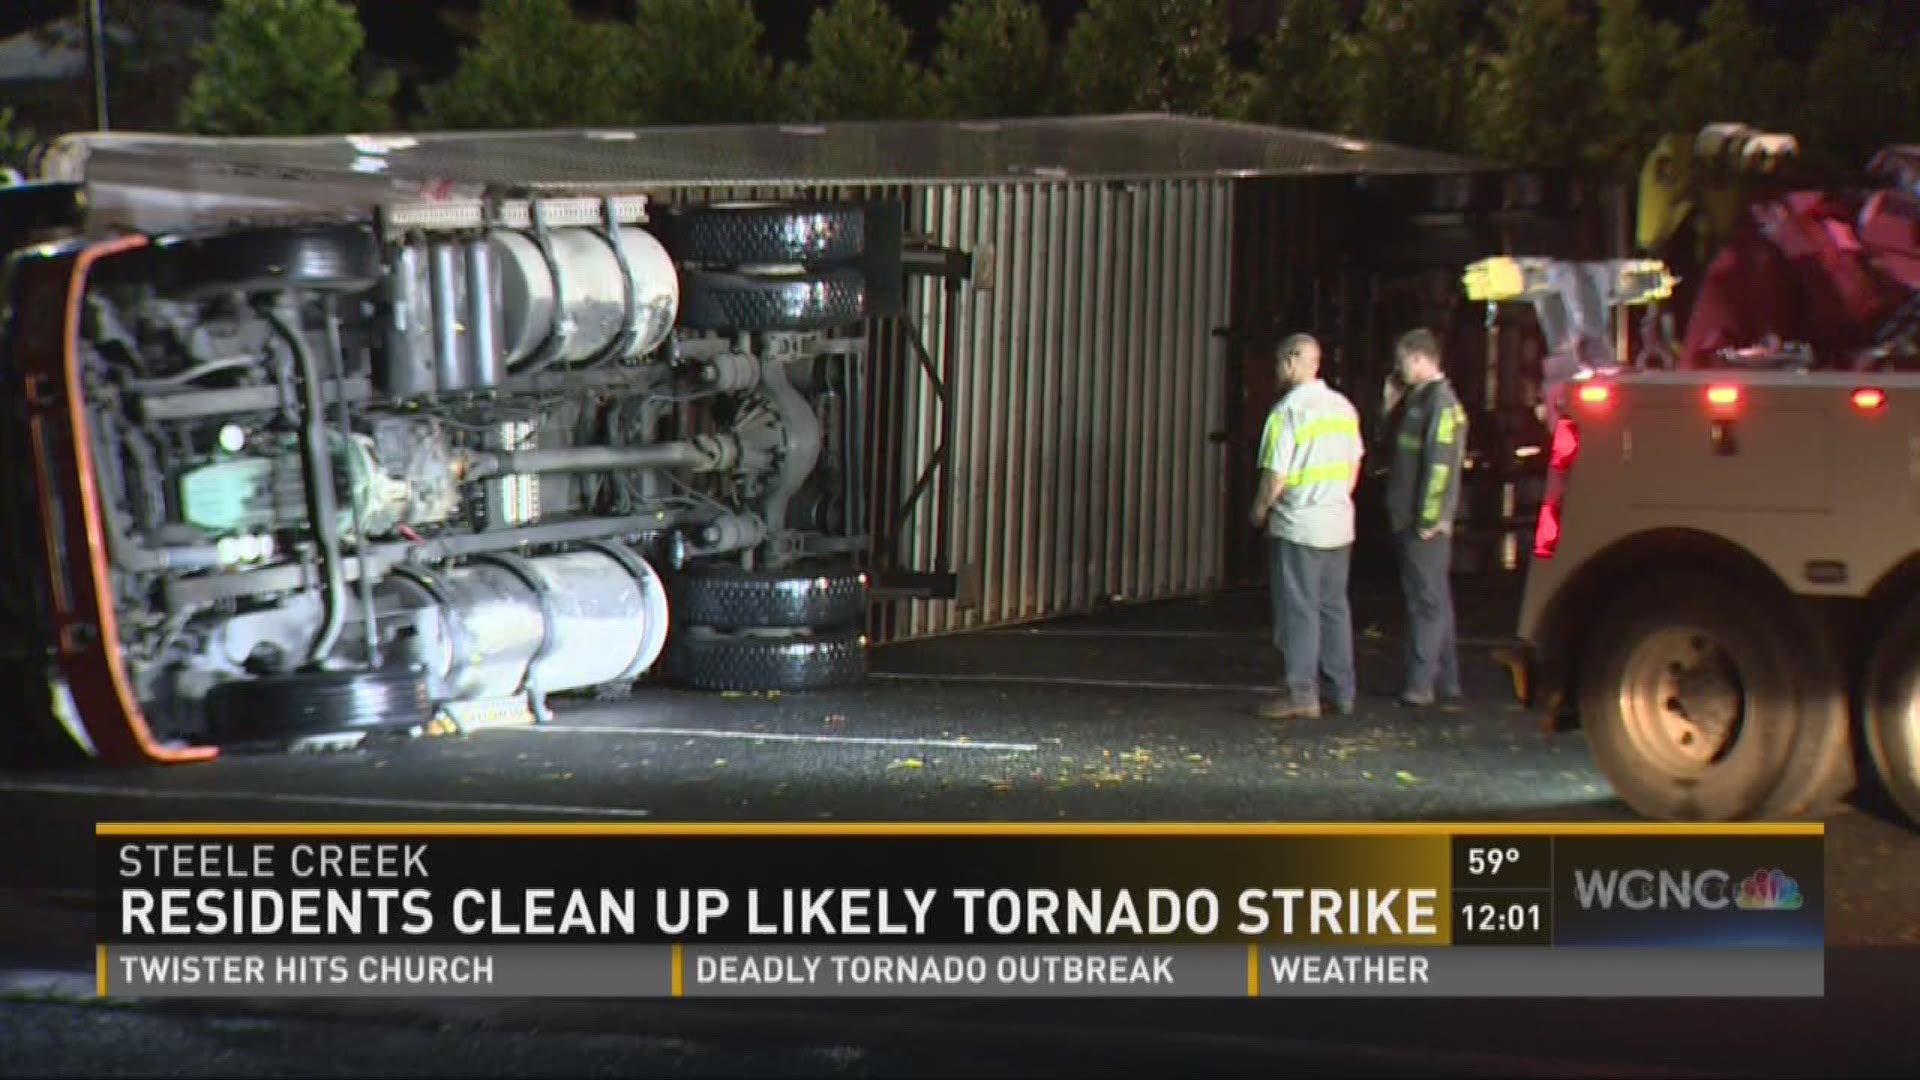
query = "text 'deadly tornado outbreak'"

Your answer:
(95, 825), (1827, 1000)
